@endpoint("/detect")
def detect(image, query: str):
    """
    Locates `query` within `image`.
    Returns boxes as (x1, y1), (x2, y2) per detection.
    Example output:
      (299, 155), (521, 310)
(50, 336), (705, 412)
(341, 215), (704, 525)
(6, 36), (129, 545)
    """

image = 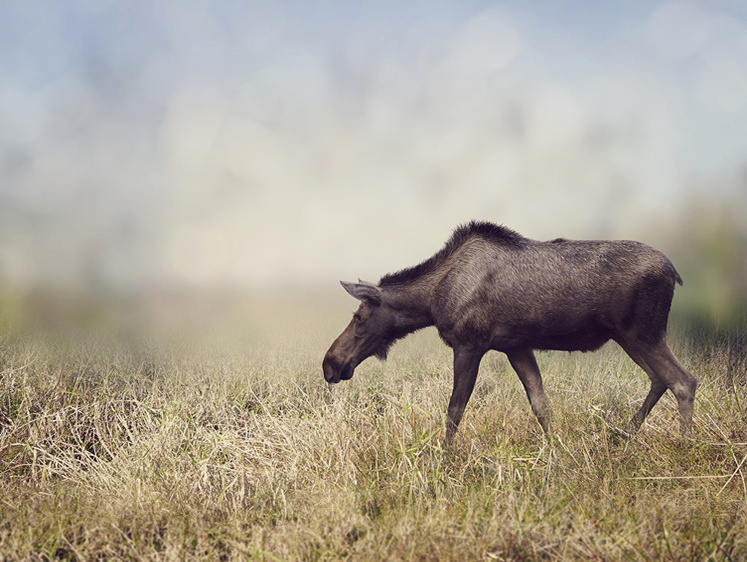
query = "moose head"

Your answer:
(322, 281), (400, 383)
